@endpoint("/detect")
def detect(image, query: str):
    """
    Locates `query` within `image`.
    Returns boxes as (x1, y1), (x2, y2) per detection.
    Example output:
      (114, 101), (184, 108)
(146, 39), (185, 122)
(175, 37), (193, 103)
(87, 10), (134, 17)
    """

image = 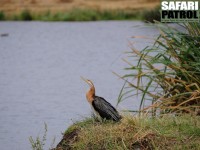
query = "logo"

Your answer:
(161, 0), (199, 22)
